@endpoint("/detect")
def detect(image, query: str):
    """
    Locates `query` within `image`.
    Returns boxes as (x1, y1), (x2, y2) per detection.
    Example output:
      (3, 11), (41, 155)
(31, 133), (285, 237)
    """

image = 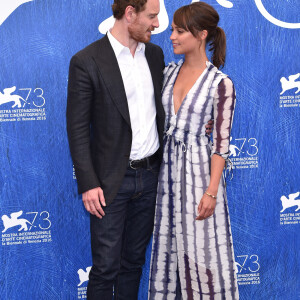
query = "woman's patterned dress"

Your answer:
(149, 60), (239, 300)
